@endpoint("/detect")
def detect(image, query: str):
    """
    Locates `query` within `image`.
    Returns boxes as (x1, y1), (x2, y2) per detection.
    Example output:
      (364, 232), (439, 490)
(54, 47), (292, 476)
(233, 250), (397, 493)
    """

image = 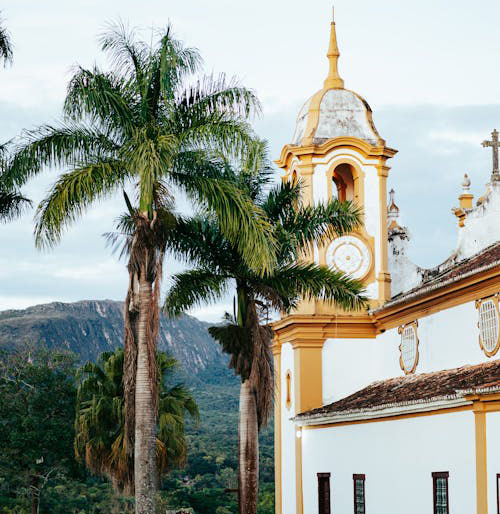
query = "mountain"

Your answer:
(0, 299), (229, 379)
